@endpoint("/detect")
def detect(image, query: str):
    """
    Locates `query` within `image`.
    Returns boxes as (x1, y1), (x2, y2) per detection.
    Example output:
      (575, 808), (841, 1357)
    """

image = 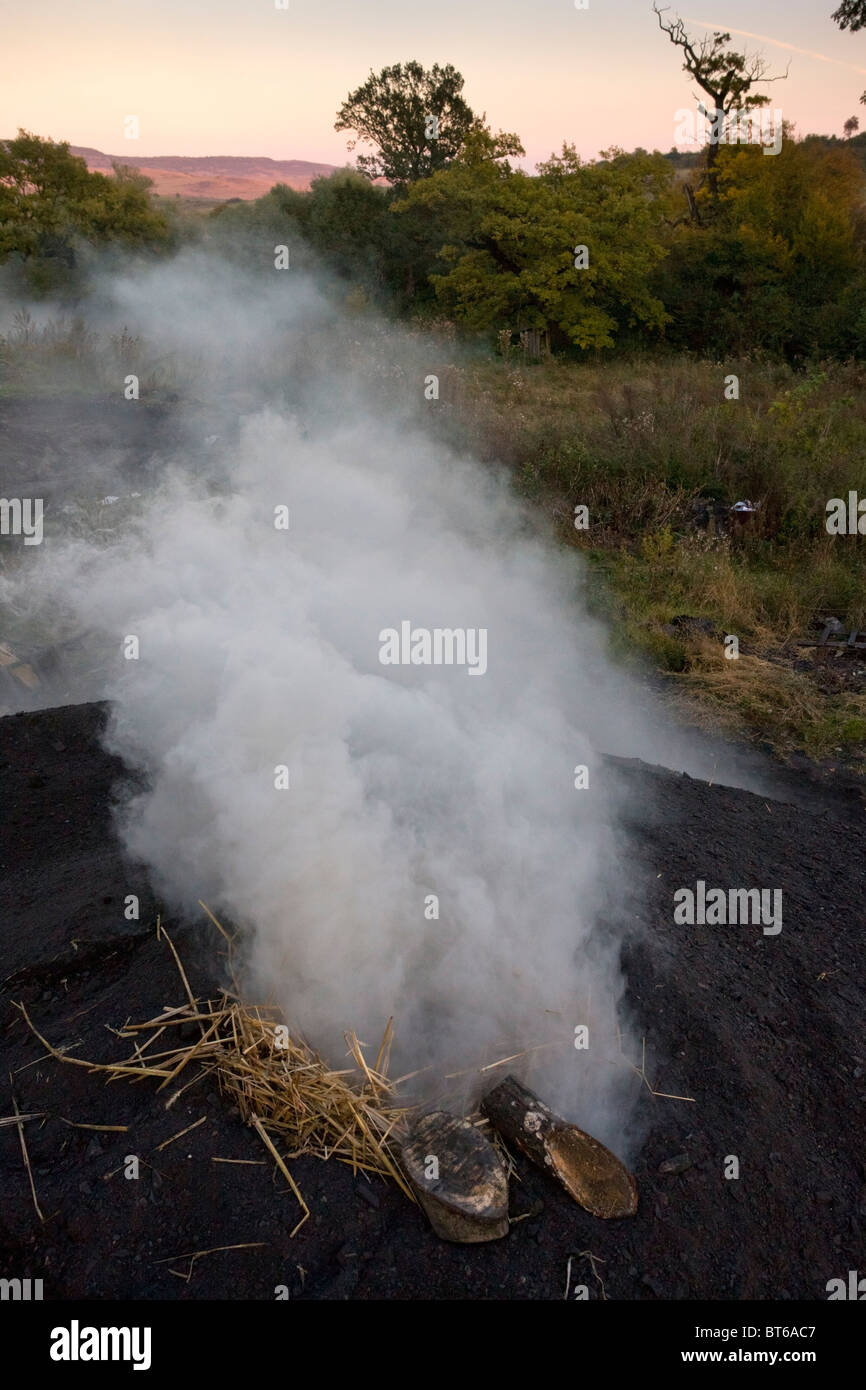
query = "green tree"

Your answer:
(656, 136), (866, 359)
(335, 61), (481, 186)
(400, 136), (672, 349)
(83, 162), (171, 247)
(832, 1), (866, 30)
(0, 132), (170, 284)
